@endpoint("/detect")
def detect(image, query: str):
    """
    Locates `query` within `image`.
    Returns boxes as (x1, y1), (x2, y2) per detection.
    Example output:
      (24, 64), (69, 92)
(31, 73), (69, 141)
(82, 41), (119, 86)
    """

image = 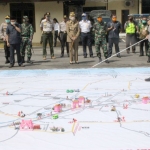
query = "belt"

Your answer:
(81, 32), (90, 34)
(60, 31), (67, 33)
(43, 31), (52, 34)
